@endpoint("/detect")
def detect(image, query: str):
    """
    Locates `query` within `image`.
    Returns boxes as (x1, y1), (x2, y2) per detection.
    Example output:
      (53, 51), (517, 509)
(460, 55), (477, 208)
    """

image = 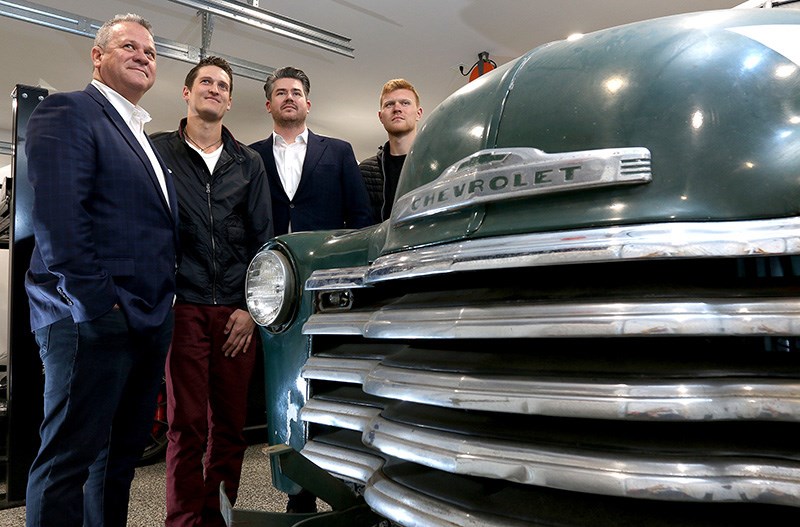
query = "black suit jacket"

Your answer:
(250, 130), (373, 235)
(25, 84), (178, 333)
